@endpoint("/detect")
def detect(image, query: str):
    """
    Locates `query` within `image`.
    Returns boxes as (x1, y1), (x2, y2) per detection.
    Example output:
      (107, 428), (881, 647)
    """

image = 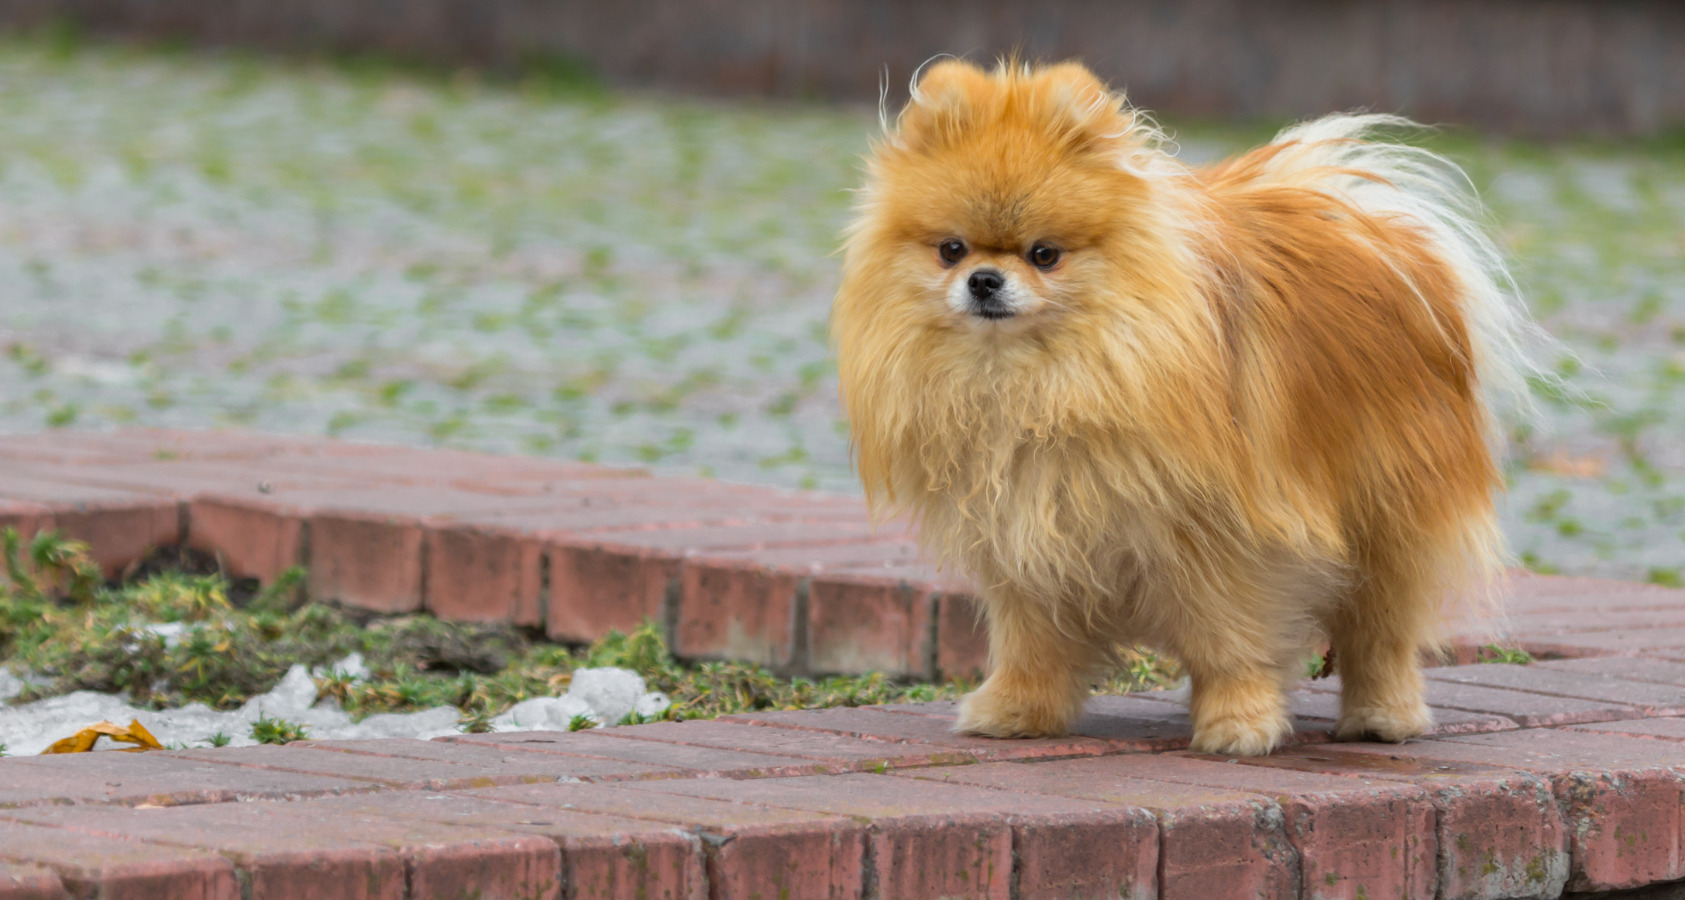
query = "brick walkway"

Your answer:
(2, 429), (1684, 899)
